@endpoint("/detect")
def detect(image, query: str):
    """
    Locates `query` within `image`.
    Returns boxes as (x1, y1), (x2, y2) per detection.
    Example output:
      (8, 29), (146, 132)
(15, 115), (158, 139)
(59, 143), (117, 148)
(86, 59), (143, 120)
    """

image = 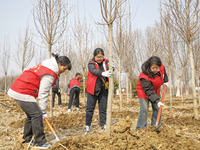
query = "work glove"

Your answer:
(42, 113), (48, 121)
(164, 82), (169, 87)
(102, 70), (112, 77)
(157, 102), (164, 108)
